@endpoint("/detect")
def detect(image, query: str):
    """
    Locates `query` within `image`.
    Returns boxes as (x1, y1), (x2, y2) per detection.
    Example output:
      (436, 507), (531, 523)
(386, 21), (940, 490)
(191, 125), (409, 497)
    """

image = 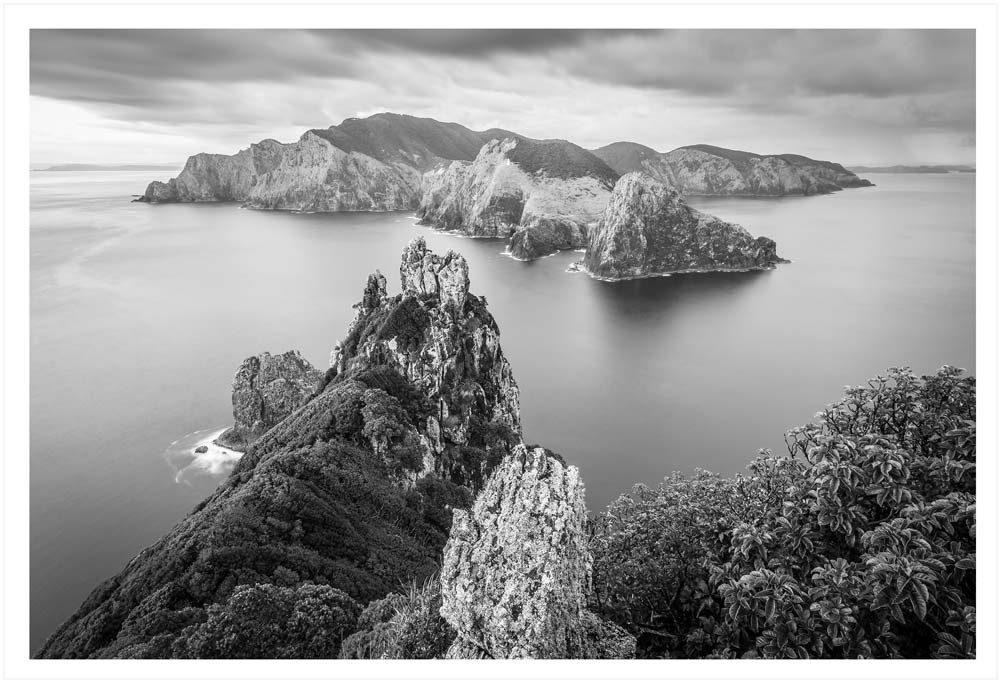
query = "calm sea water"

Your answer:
(29, 170), (975, 652)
